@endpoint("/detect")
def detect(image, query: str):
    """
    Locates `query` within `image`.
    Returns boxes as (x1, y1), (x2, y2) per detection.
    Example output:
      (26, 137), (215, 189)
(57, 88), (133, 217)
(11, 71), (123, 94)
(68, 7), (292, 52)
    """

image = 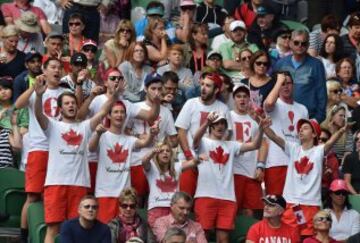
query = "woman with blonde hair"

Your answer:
(141, 140), (203, 229)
